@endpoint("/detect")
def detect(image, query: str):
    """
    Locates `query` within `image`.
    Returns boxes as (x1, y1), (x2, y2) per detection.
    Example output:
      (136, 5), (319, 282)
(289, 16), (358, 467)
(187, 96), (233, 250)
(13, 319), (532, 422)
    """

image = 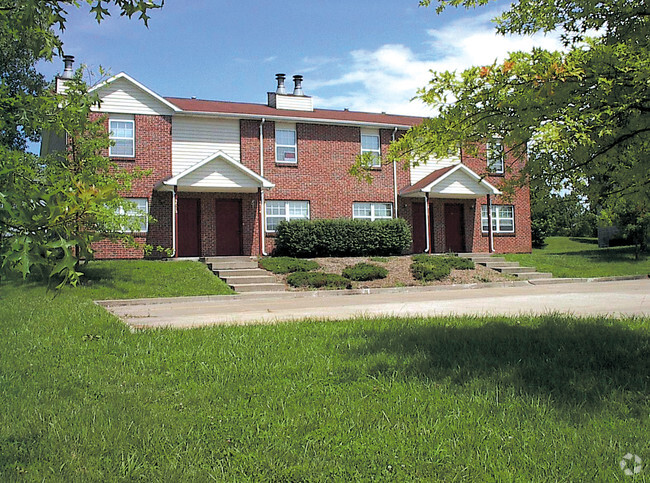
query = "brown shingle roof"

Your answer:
(165, 97), (424, 127)
(399, 165), (457, 195)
